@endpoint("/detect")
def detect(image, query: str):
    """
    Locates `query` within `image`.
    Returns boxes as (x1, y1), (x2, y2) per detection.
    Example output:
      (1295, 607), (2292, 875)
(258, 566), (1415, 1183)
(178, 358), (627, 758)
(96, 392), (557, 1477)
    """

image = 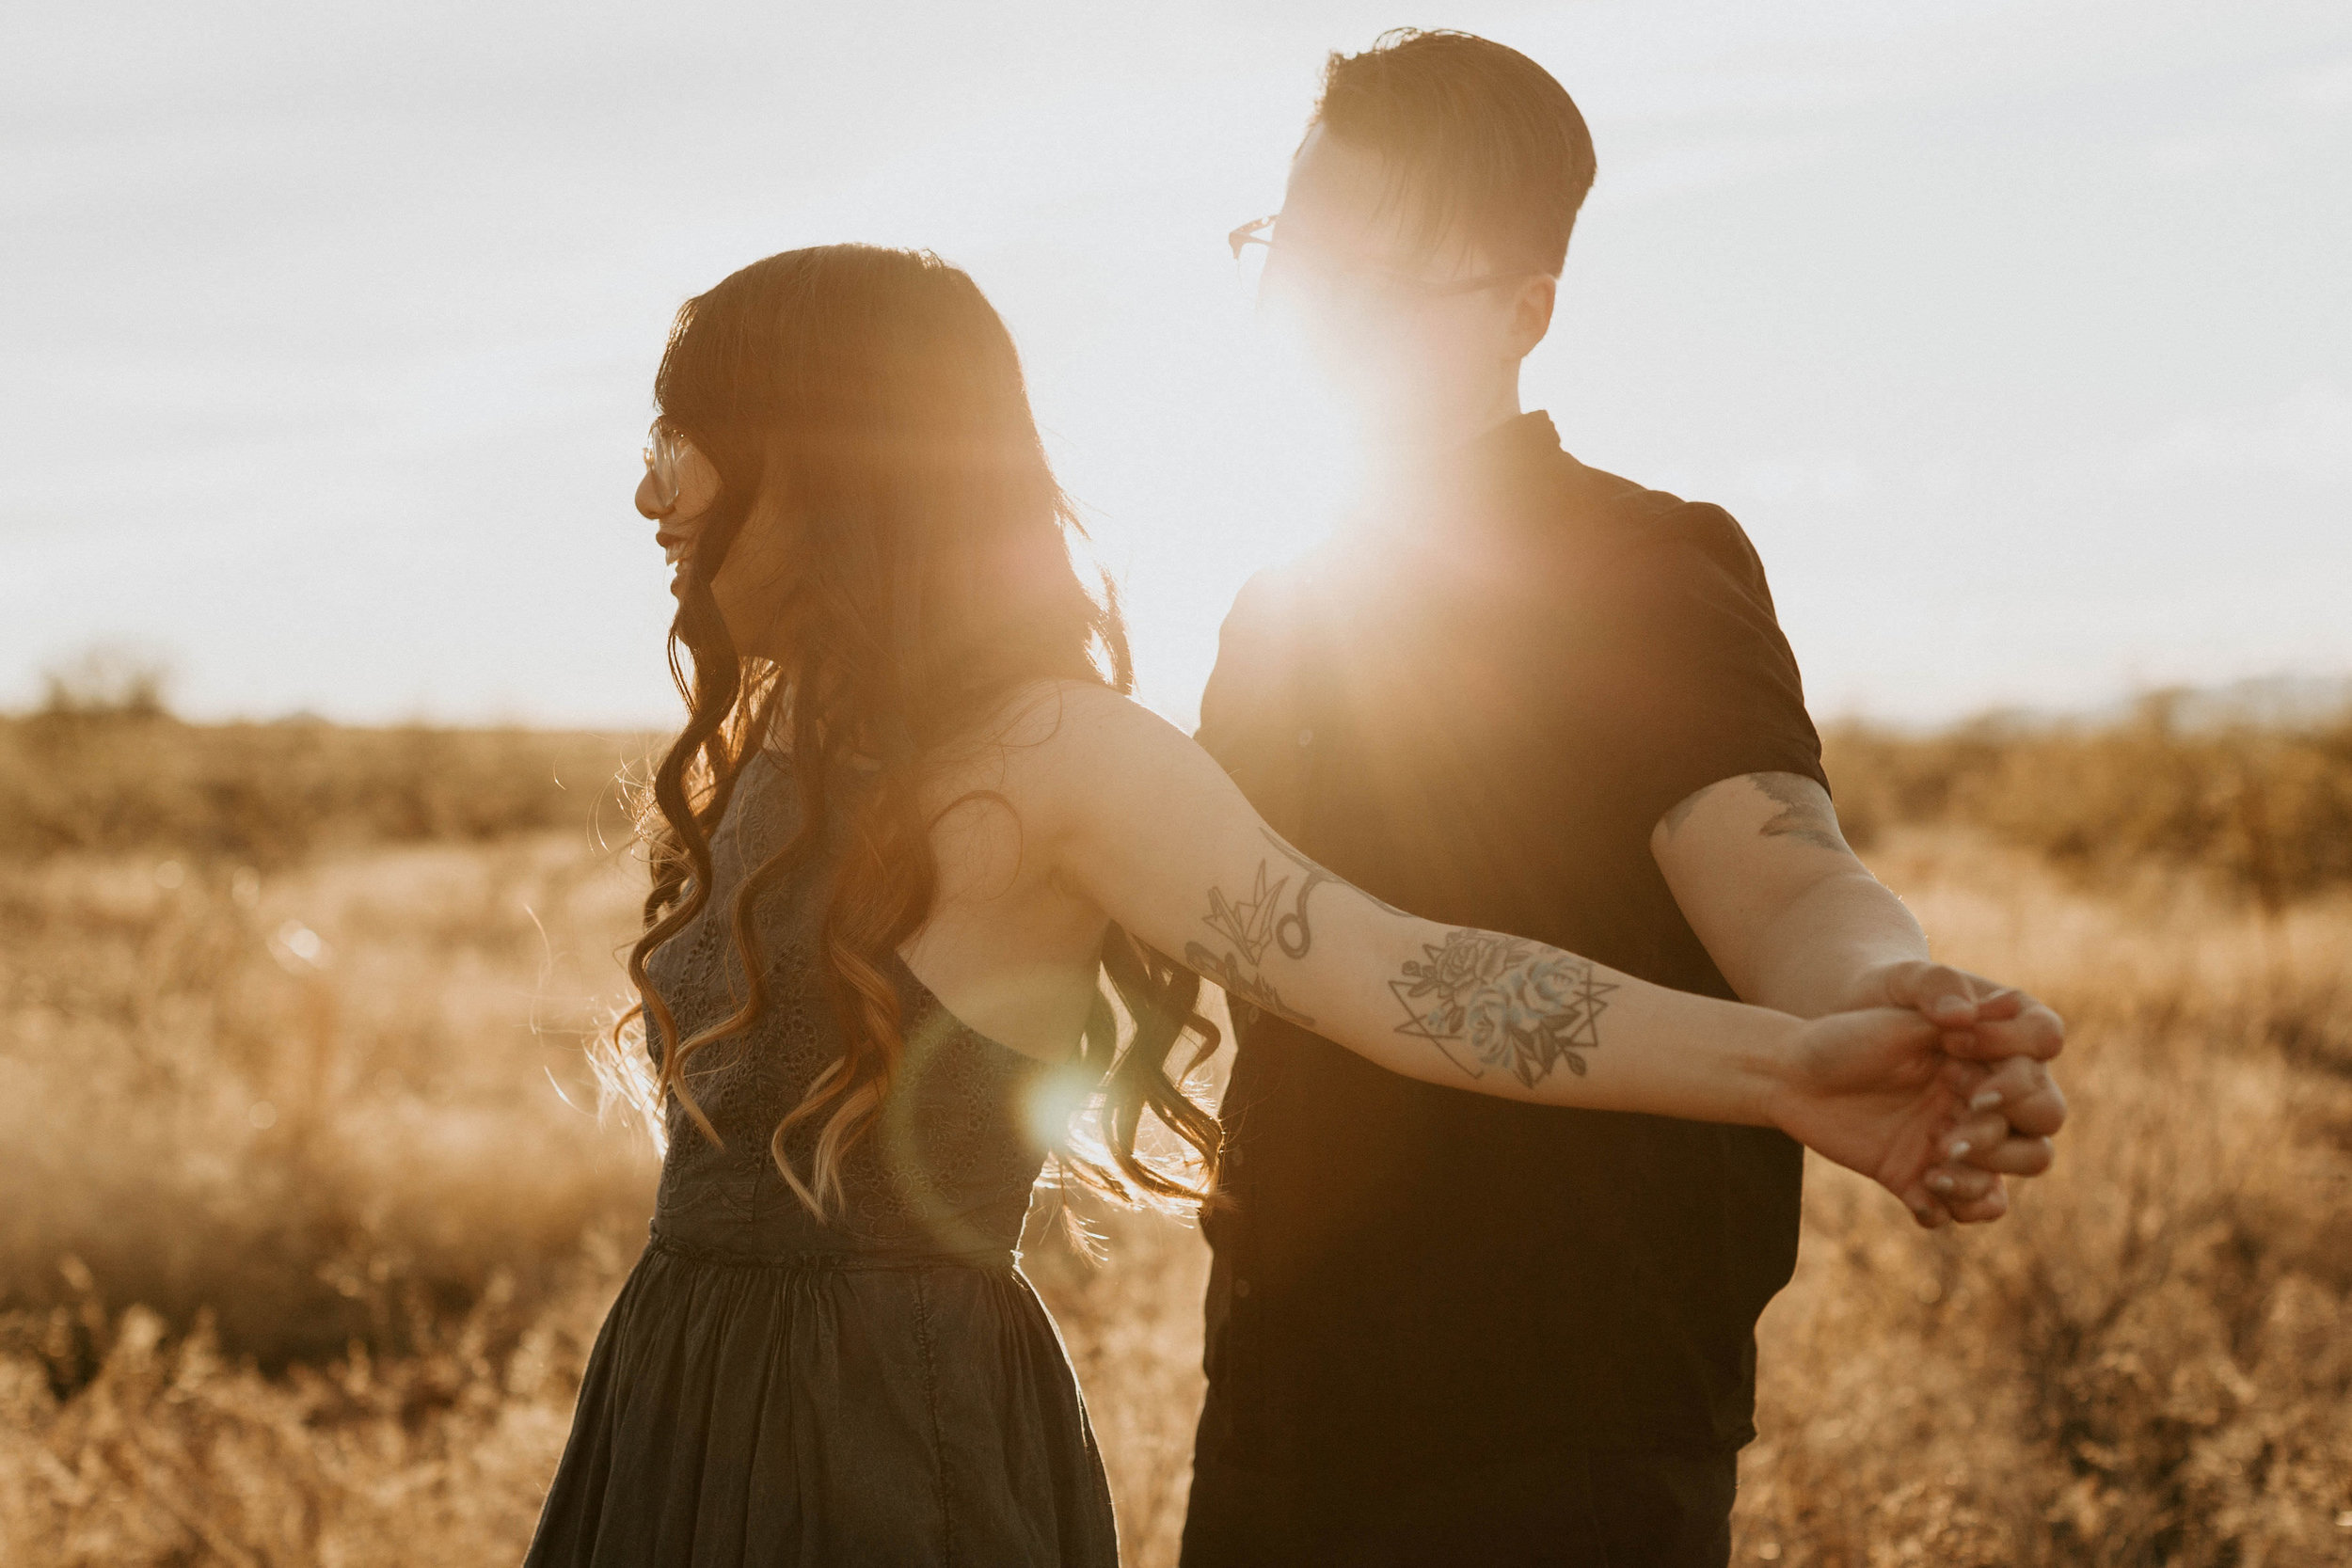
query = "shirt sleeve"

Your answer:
(1195, 568), (1285, 763)
(1194, 564), (1320, 843)
(1593, 501), (1828, 839)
